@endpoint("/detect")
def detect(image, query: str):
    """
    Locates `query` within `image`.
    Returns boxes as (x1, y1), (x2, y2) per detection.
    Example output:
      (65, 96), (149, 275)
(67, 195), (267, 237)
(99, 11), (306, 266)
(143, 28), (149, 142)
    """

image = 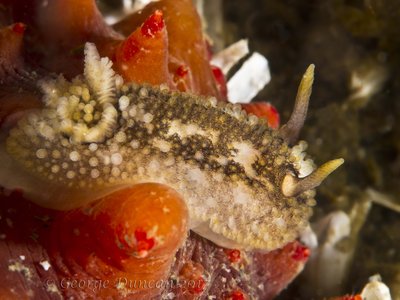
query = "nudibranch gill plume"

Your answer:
(0, 43), (343, 251)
